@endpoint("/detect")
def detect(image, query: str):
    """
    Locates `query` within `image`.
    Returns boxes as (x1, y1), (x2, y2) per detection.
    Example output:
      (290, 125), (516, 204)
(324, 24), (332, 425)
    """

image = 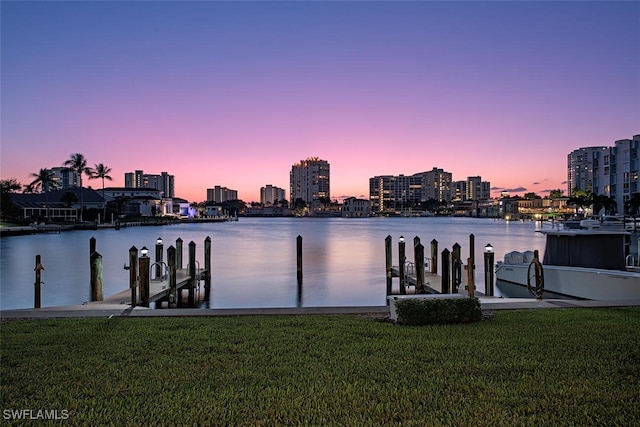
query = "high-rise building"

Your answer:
(207, 186), (238, 203)
(290, 157), (330, 209)
(369, 168), (453, 213)
(124, 170), (174, 197)
(49, 167), (79, 190)
(261, 185), (286, 205)
(568, 134), (639, 213)
(567, 147), (609, 195)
